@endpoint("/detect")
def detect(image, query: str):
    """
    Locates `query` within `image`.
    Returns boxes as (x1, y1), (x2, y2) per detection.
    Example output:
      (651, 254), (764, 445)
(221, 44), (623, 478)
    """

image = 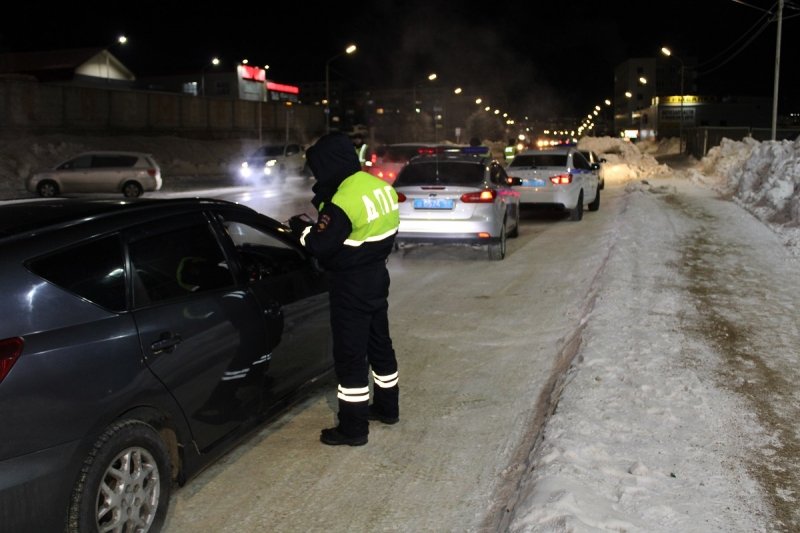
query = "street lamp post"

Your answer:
(201, 57), (220, 97)
(325, 44), (357, 134)
(661, 47), (685, 154)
